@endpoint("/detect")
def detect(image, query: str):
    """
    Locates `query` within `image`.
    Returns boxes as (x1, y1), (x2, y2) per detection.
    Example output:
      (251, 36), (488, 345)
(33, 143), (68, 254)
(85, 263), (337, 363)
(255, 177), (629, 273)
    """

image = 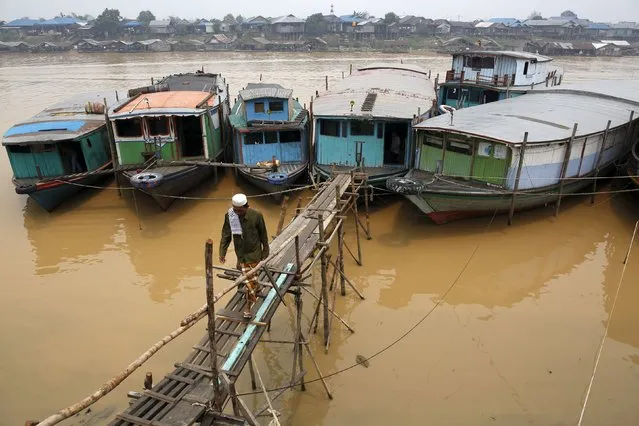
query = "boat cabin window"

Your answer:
(320, 119), (340, 137)
(279, 130), (300, 143)
(350, 120), (374, 136)
(254, 102), (265, 113)
(446, 140), (472, 155)
(147, 117), (170, 136)
(523, 62), (529, 75)
(464, 56), (494, 69)
(377, 123), (384, 139)
(423, 134), (444, 149)
(245, 133), (263, 145)
(447, 87), (459, 100)
(7, 145), (31, 154)
(264, 131), (278, 144)
(269, 101), (284, 112)
(115, 118), (143, 138)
